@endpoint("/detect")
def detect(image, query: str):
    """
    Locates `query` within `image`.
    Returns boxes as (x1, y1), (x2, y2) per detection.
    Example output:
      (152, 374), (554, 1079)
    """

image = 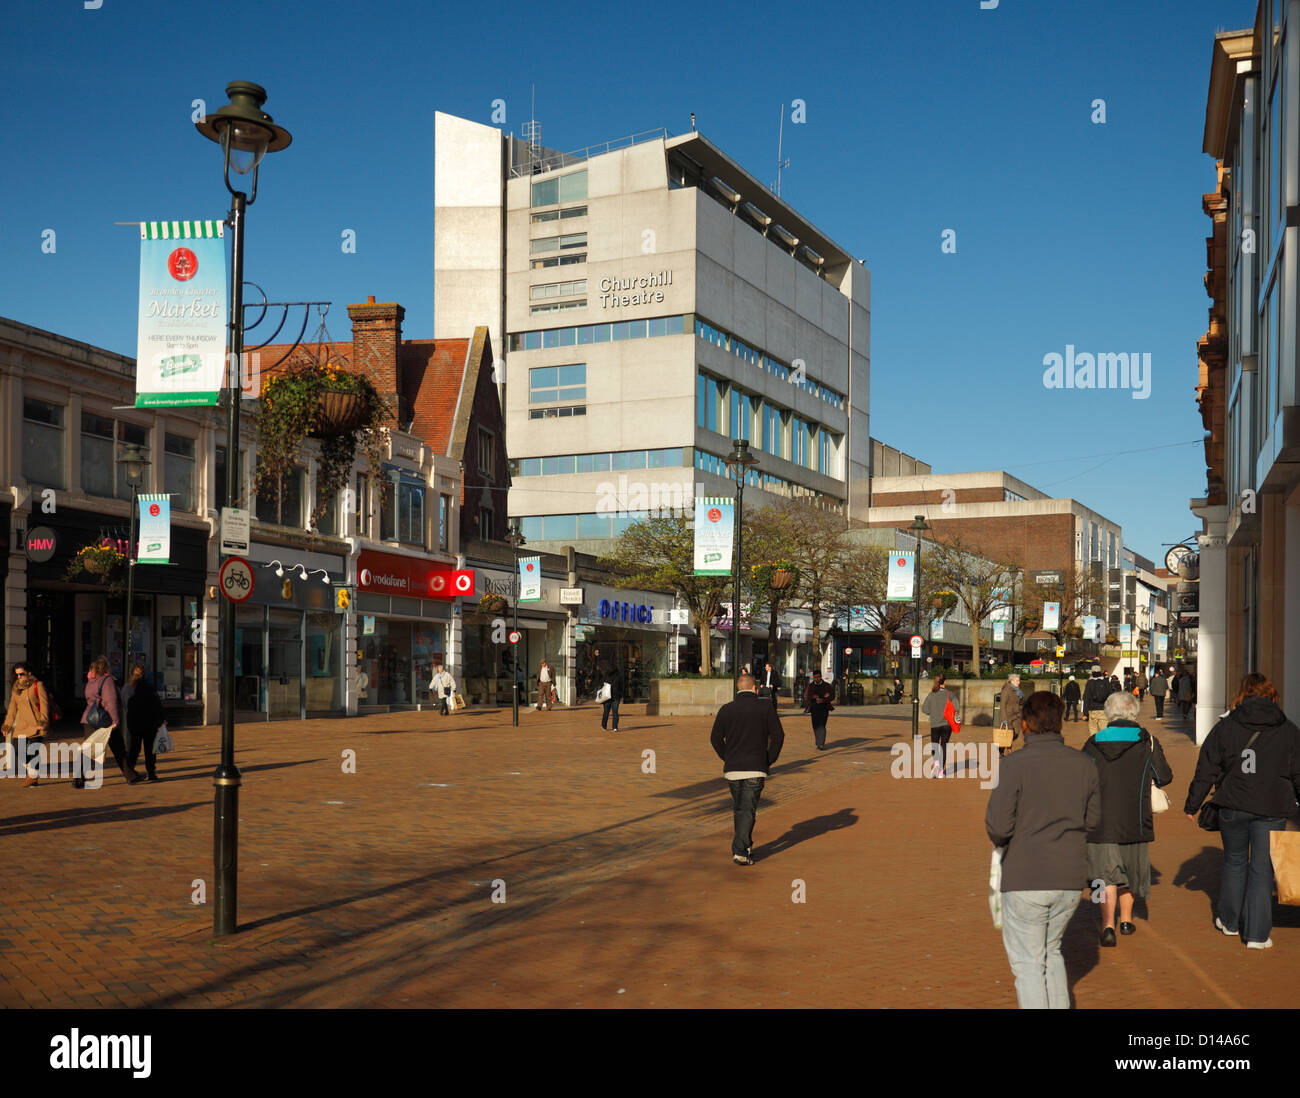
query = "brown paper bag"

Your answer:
(1270, 831), (1300, 905)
